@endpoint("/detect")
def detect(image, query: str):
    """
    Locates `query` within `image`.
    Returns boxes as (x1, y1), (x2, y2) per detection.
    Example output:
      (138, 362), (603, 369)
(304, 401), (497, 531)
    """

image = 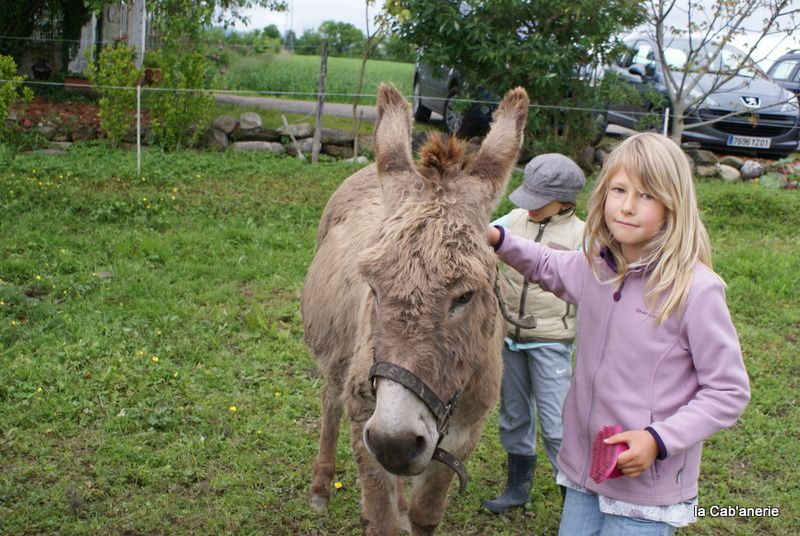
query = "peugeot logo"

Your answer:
(741, 96), (761, 108)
